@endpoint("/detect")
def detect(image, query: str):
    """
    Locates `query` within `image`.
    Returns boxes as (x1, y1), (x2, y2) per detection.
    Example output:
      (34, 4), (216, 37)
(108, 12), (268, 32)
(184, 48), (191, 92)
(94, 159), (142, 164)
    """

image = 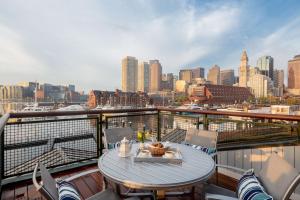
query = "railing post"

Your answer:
(297, 121), (300, 141)
(0, 129), (4, 195)
(99, 113), (103, 156)
(105, 116), (108, 129)
(196, 116), (200, 130)
(203, 114), (209, 130)
(157, 110), (161, 141)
